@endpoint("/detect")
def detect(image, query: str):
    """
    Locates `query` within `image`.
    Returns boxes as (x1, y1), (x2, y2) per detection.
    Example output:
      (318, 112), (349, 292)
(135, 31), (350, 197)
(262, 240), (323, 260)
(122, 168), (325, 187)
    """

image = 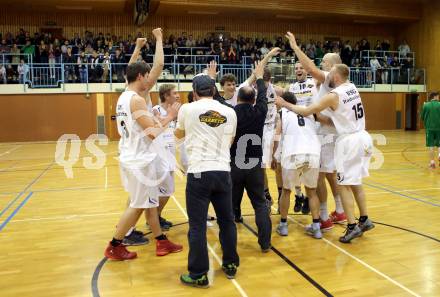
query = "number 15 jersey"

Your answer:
(329, 82), (366, 135)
